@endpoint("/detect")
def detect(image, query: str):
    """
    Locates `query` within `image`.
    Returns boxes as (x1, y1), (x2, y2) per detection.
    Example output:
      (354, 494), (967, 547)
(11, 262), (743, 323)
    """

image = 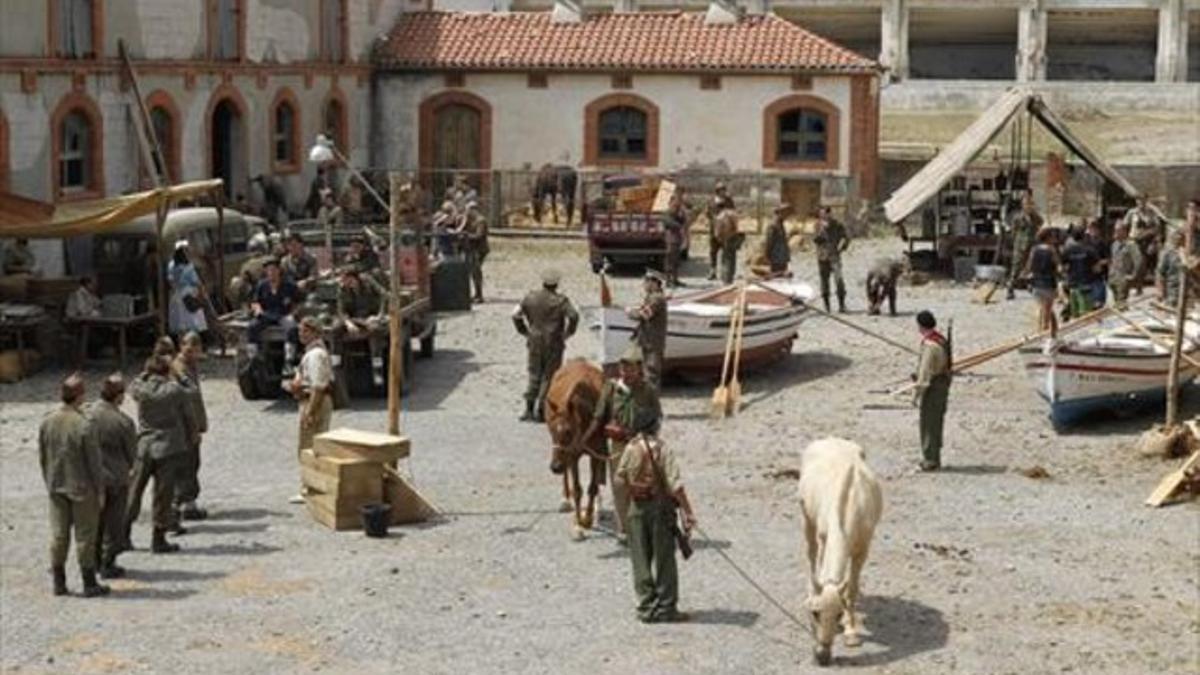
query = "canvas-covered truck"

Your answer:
(222, 227), (436, 401)
(582, 174), (689, 273)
